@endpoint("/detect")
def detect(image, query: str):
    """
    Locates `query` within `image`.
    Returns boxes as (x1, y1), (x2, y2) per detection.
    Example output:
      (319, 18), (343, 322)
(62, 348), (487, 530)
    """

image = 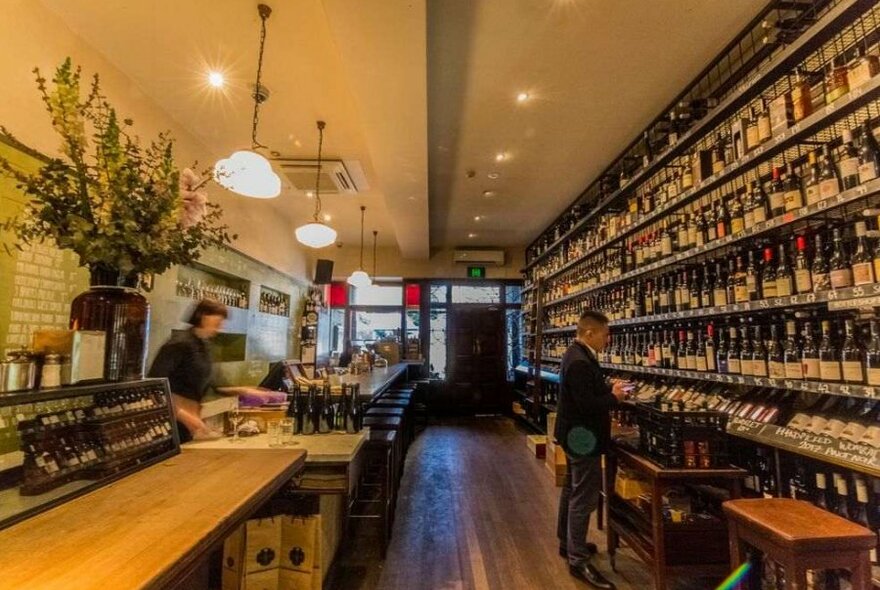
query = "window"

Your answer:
(430, 284), (448, 304)
(350, 284), (403, 306)
(451, 285), (500, 304)
(351, 311), (402, 345)
(506, 308), (523, 379)
(505, 285), (523, 305)
(429, 308), (447, 379)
